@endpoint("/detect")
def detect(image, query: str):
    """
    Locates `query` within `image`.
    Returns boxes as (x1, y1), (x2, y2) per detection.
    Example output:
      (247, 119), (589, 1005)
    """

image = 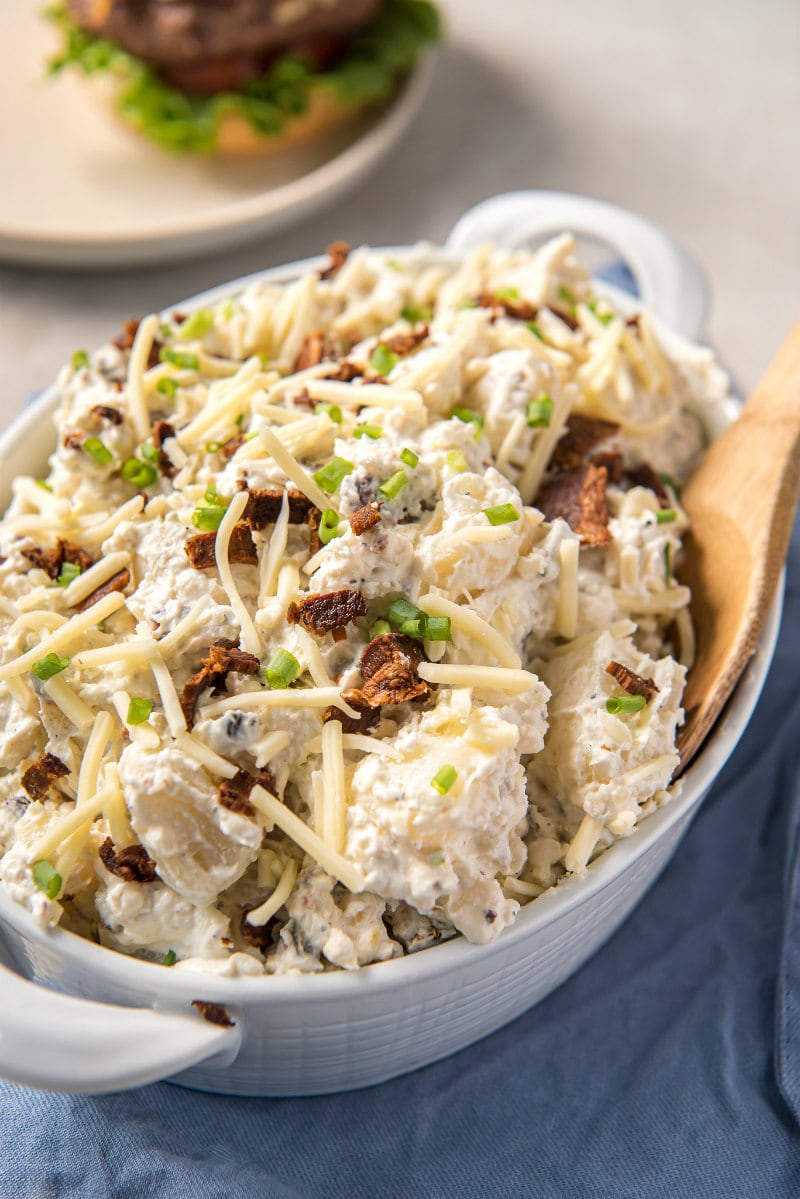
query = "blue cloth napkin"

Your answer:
(4, 268), (800, 1198)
